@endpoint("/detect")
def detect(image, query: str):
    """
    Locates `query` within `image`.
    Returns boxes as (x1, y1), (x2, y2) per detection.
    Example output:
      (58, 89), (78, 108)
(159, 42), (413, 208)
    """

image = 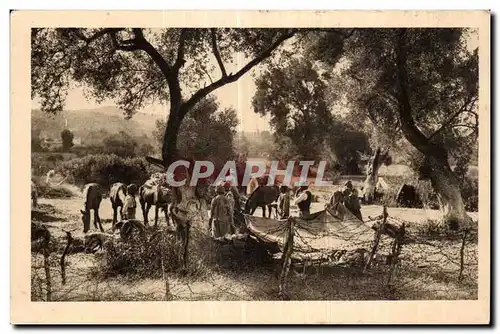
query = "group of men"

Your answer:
(208, 179), (364, 239)
(275, 183), (312, 219)
(278, 180), (363, 221)
(326, 181), (363, 221)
